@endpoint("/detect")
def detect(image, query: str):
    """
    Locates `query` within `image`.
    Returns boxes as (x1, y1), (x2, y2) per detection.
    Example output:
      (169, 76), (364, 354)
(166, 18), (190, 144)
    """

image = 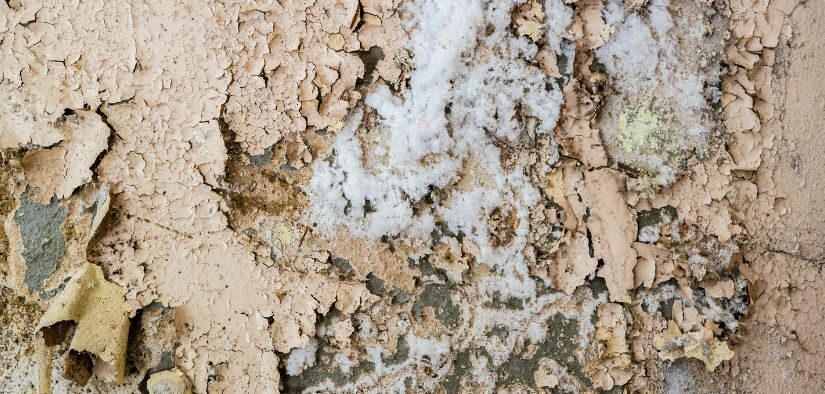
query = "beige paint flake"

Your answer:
(222, 0), (409, 156)
(0, 89), (64, 149)
(533, 359), (559, 389)
(548, 232), (597, 294)
(285, 134), (313, 169)
(638, 153), (739, 243)
(591, 303), (633, 390)
(535, 46), (561, 78)
(571, 0), (609, 49)
(267, 272), (375, 354)
(580, 169), (637, 303)
(148, 368), (193, 394)
(653, 320), (734, 371)
(21, 111), (110, 203)
(632, 242), (672, 288)
(536, 159), (599, 295)
(556, 81), (608, 168)
(37, 263), (131, 383)
(514, 0), (545, 42)
(702, 278), (735, 299)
